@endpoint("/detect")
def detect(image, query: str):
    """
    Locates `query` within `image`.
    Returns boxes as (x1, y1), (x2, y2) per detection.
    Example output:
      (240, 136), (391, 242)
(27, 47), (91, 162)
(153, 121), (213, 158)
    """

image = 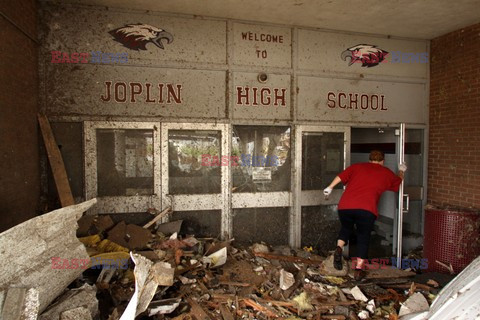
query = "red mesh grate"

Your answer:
(424, 209), (480, 273)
